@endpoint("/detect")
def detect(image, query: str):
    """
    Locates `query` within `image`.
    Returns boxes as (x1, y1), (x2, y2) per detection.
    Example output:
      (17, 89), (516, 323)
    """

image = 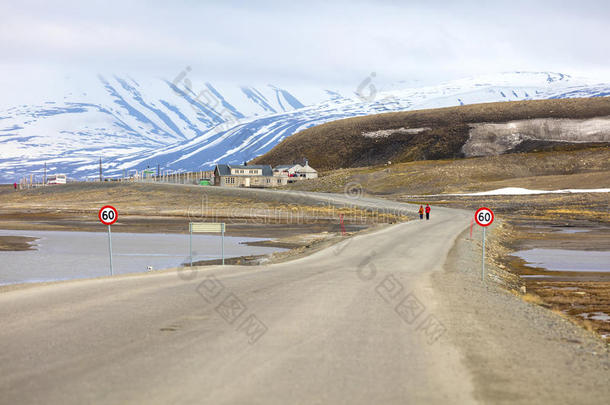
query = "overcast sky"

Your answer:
(1, 0), (609, 93)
